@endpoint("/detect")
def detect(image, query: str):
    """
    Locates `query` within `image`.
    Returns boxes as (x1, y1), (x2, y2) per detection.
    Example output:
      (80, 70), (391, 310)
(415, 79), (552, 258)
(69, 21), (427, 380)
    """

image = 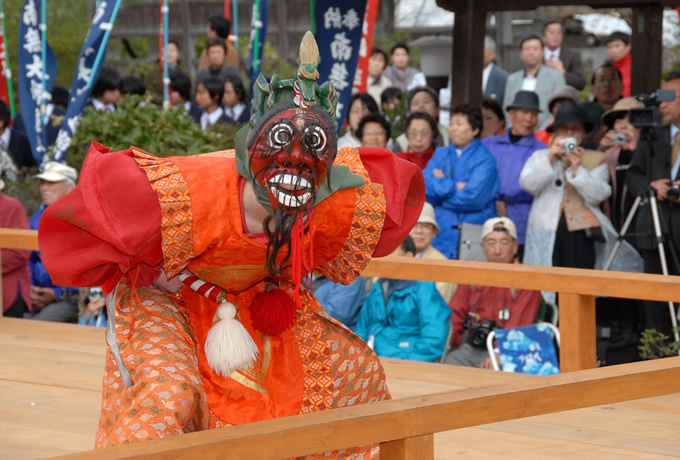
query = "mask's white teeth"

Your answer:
(268, 174), (311, 189)
(295, 193), (311, 206)
(270, 186), (311, 208)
